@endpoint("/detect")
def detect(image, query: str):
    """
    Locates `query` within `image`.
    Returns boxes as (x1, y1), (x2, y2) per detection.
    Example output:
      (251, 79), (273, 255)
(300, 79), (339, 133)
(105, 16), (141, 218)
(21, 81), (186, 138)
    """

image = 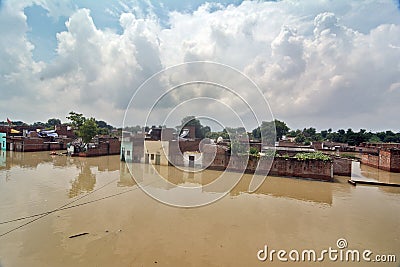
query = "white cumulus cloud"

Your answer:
(0, 0), (399, 131)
